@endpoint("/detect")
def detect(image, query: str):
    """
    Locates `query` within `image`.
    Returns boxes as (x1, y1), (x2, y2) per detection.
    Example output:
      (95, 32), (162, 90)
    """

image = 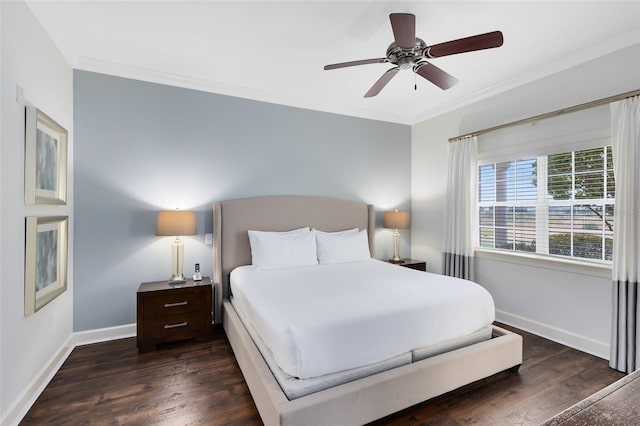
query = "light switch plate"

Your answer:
(204, 233), (213, 245)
